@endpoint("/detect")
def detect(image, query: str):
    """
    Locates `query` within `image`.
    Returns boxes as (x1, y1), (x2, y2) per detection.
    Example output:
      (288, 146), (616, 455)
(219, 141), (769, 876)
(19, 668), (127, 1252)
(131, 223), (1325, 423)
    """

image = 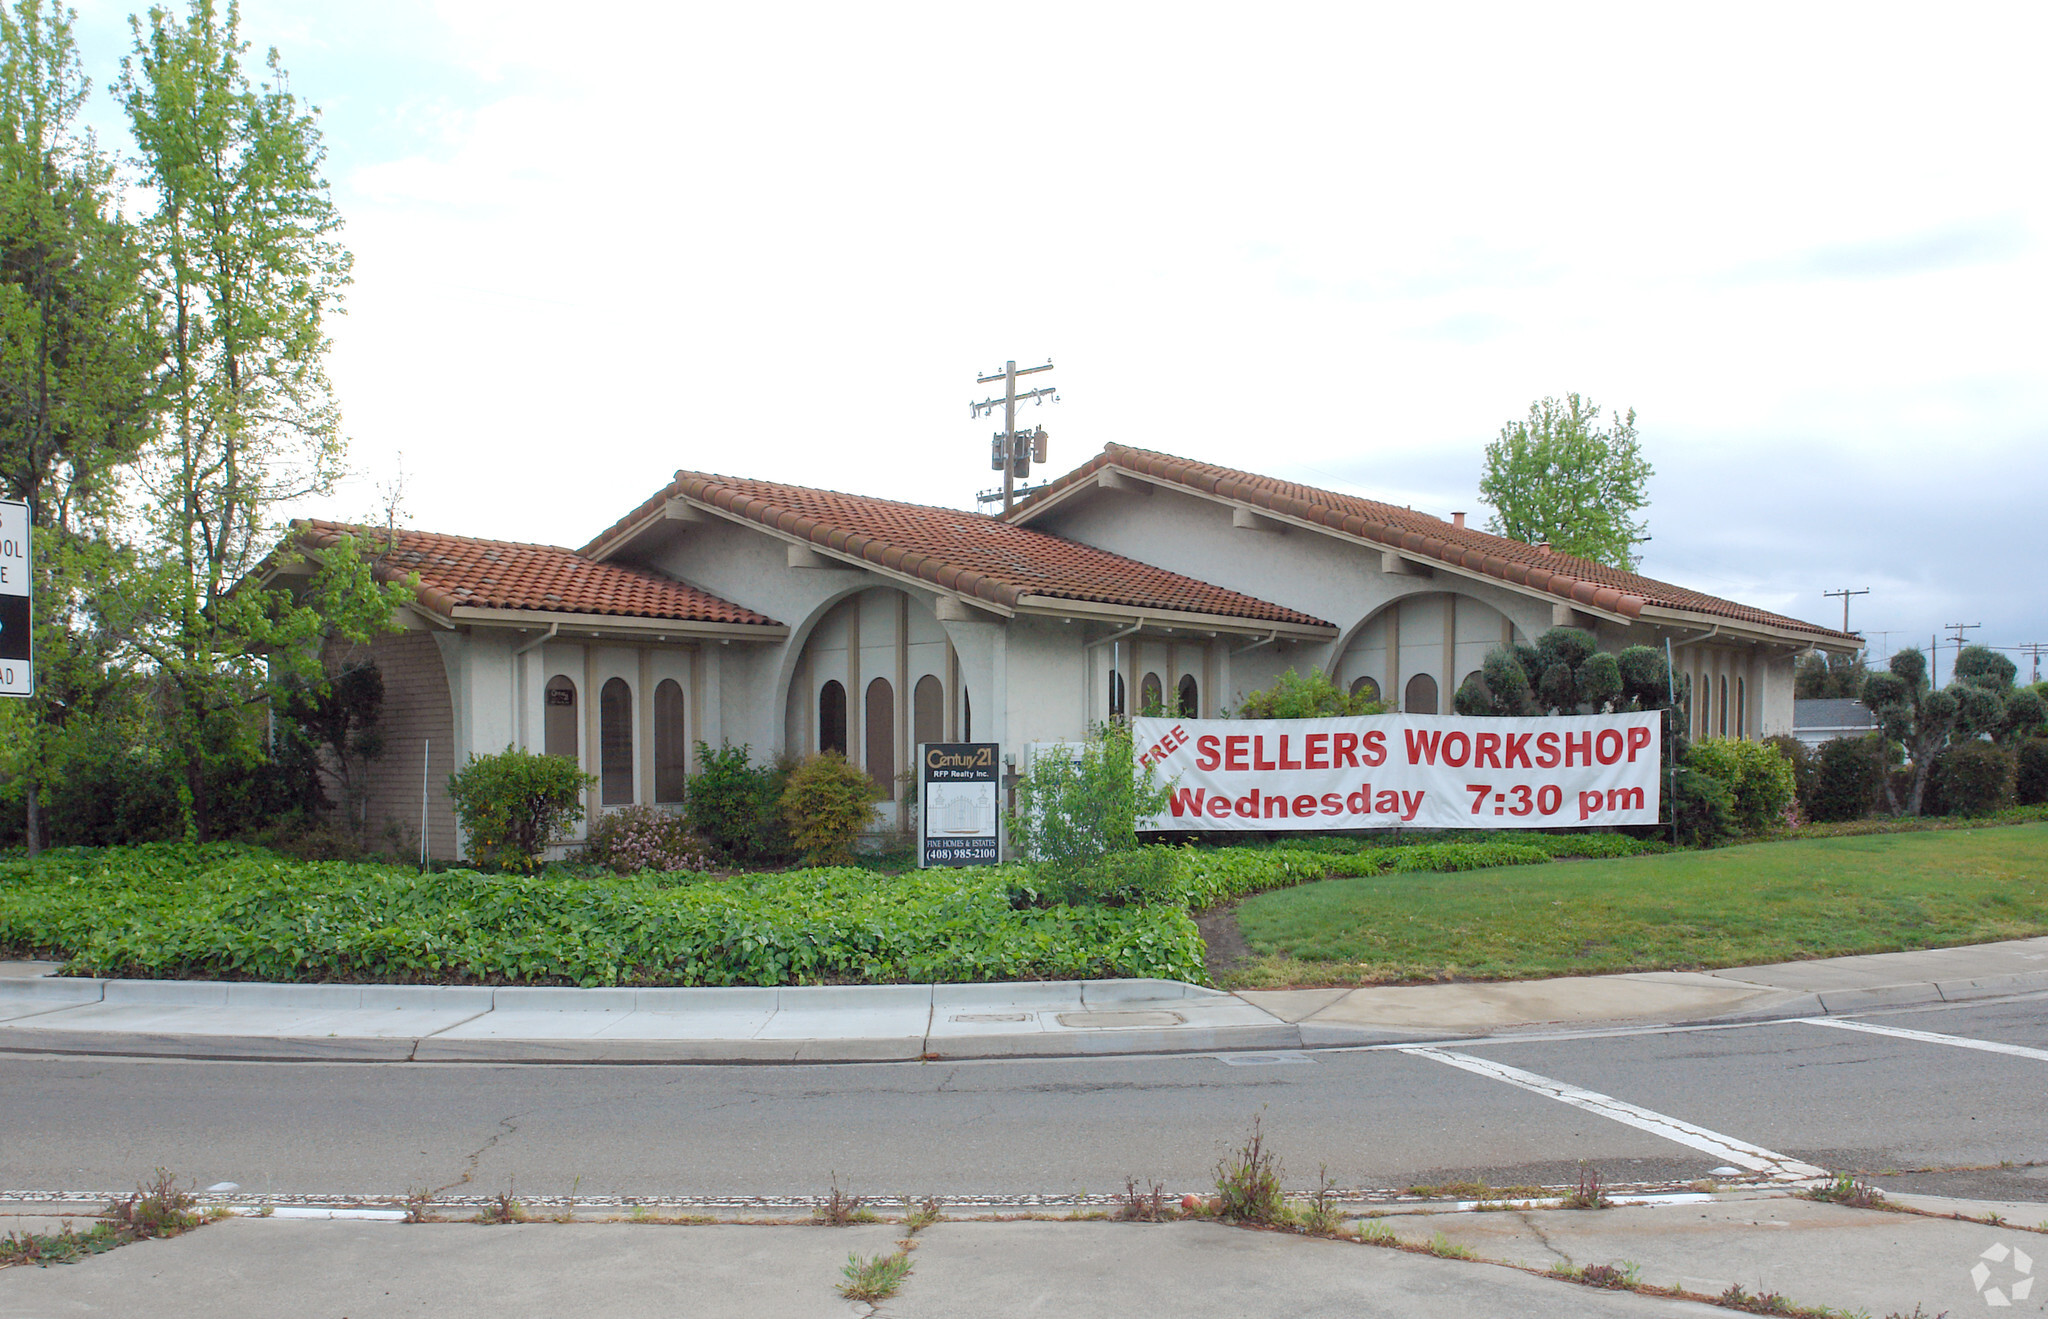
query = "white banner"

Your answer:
(1132, 713), (1662, 831)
